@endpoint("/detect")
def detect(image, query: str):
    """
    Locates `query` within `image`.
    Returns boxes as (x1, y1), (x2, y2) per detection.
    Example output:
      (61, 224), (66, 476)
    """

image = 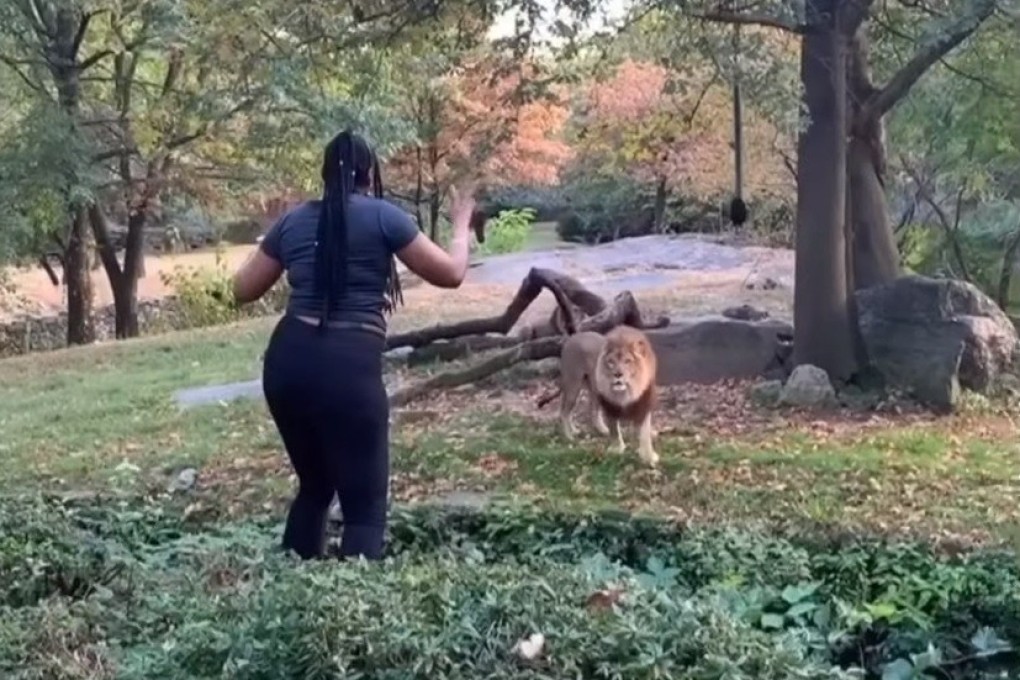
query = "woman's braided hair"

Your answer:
(315, 129), (403, 329)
